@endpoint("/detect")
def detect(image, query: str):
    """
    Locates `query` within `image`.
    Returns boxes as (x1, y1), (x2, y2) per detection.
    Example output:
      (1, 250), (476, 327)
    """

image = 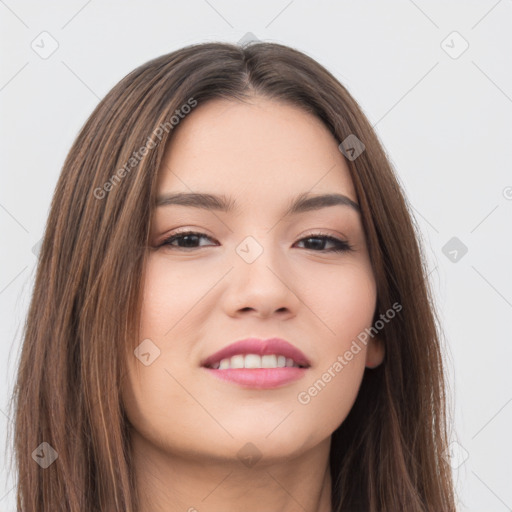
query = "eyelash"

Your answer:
(159, 230), (354, 253)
